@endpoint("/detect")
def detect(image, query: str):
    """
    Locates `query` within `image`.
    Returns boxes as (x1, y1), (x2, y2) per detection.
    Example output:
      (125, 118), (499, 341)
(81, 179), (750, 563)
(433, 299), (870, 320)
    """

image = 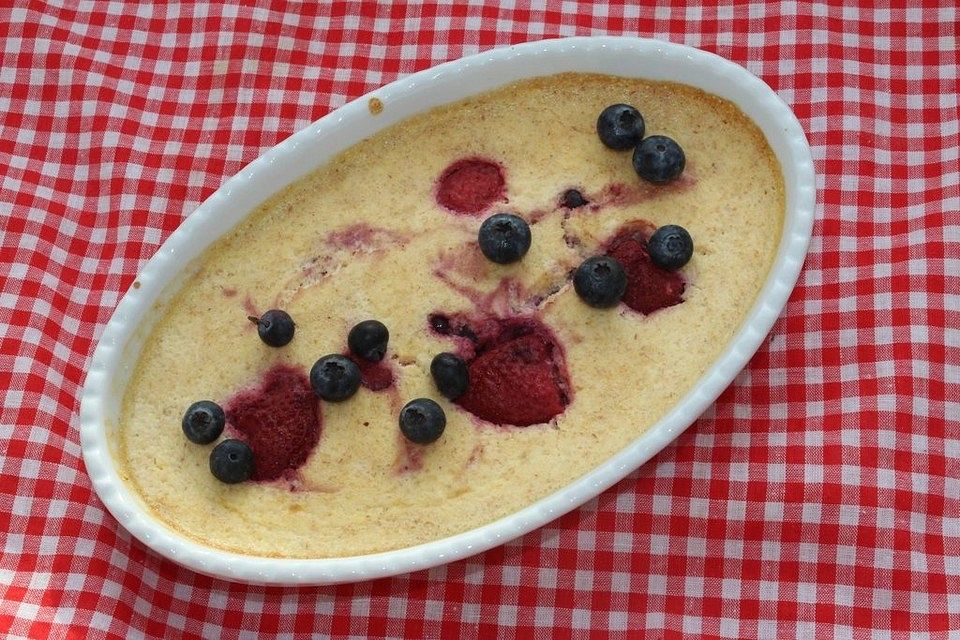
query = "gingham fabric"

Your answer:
(1, 1), (958, 638)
